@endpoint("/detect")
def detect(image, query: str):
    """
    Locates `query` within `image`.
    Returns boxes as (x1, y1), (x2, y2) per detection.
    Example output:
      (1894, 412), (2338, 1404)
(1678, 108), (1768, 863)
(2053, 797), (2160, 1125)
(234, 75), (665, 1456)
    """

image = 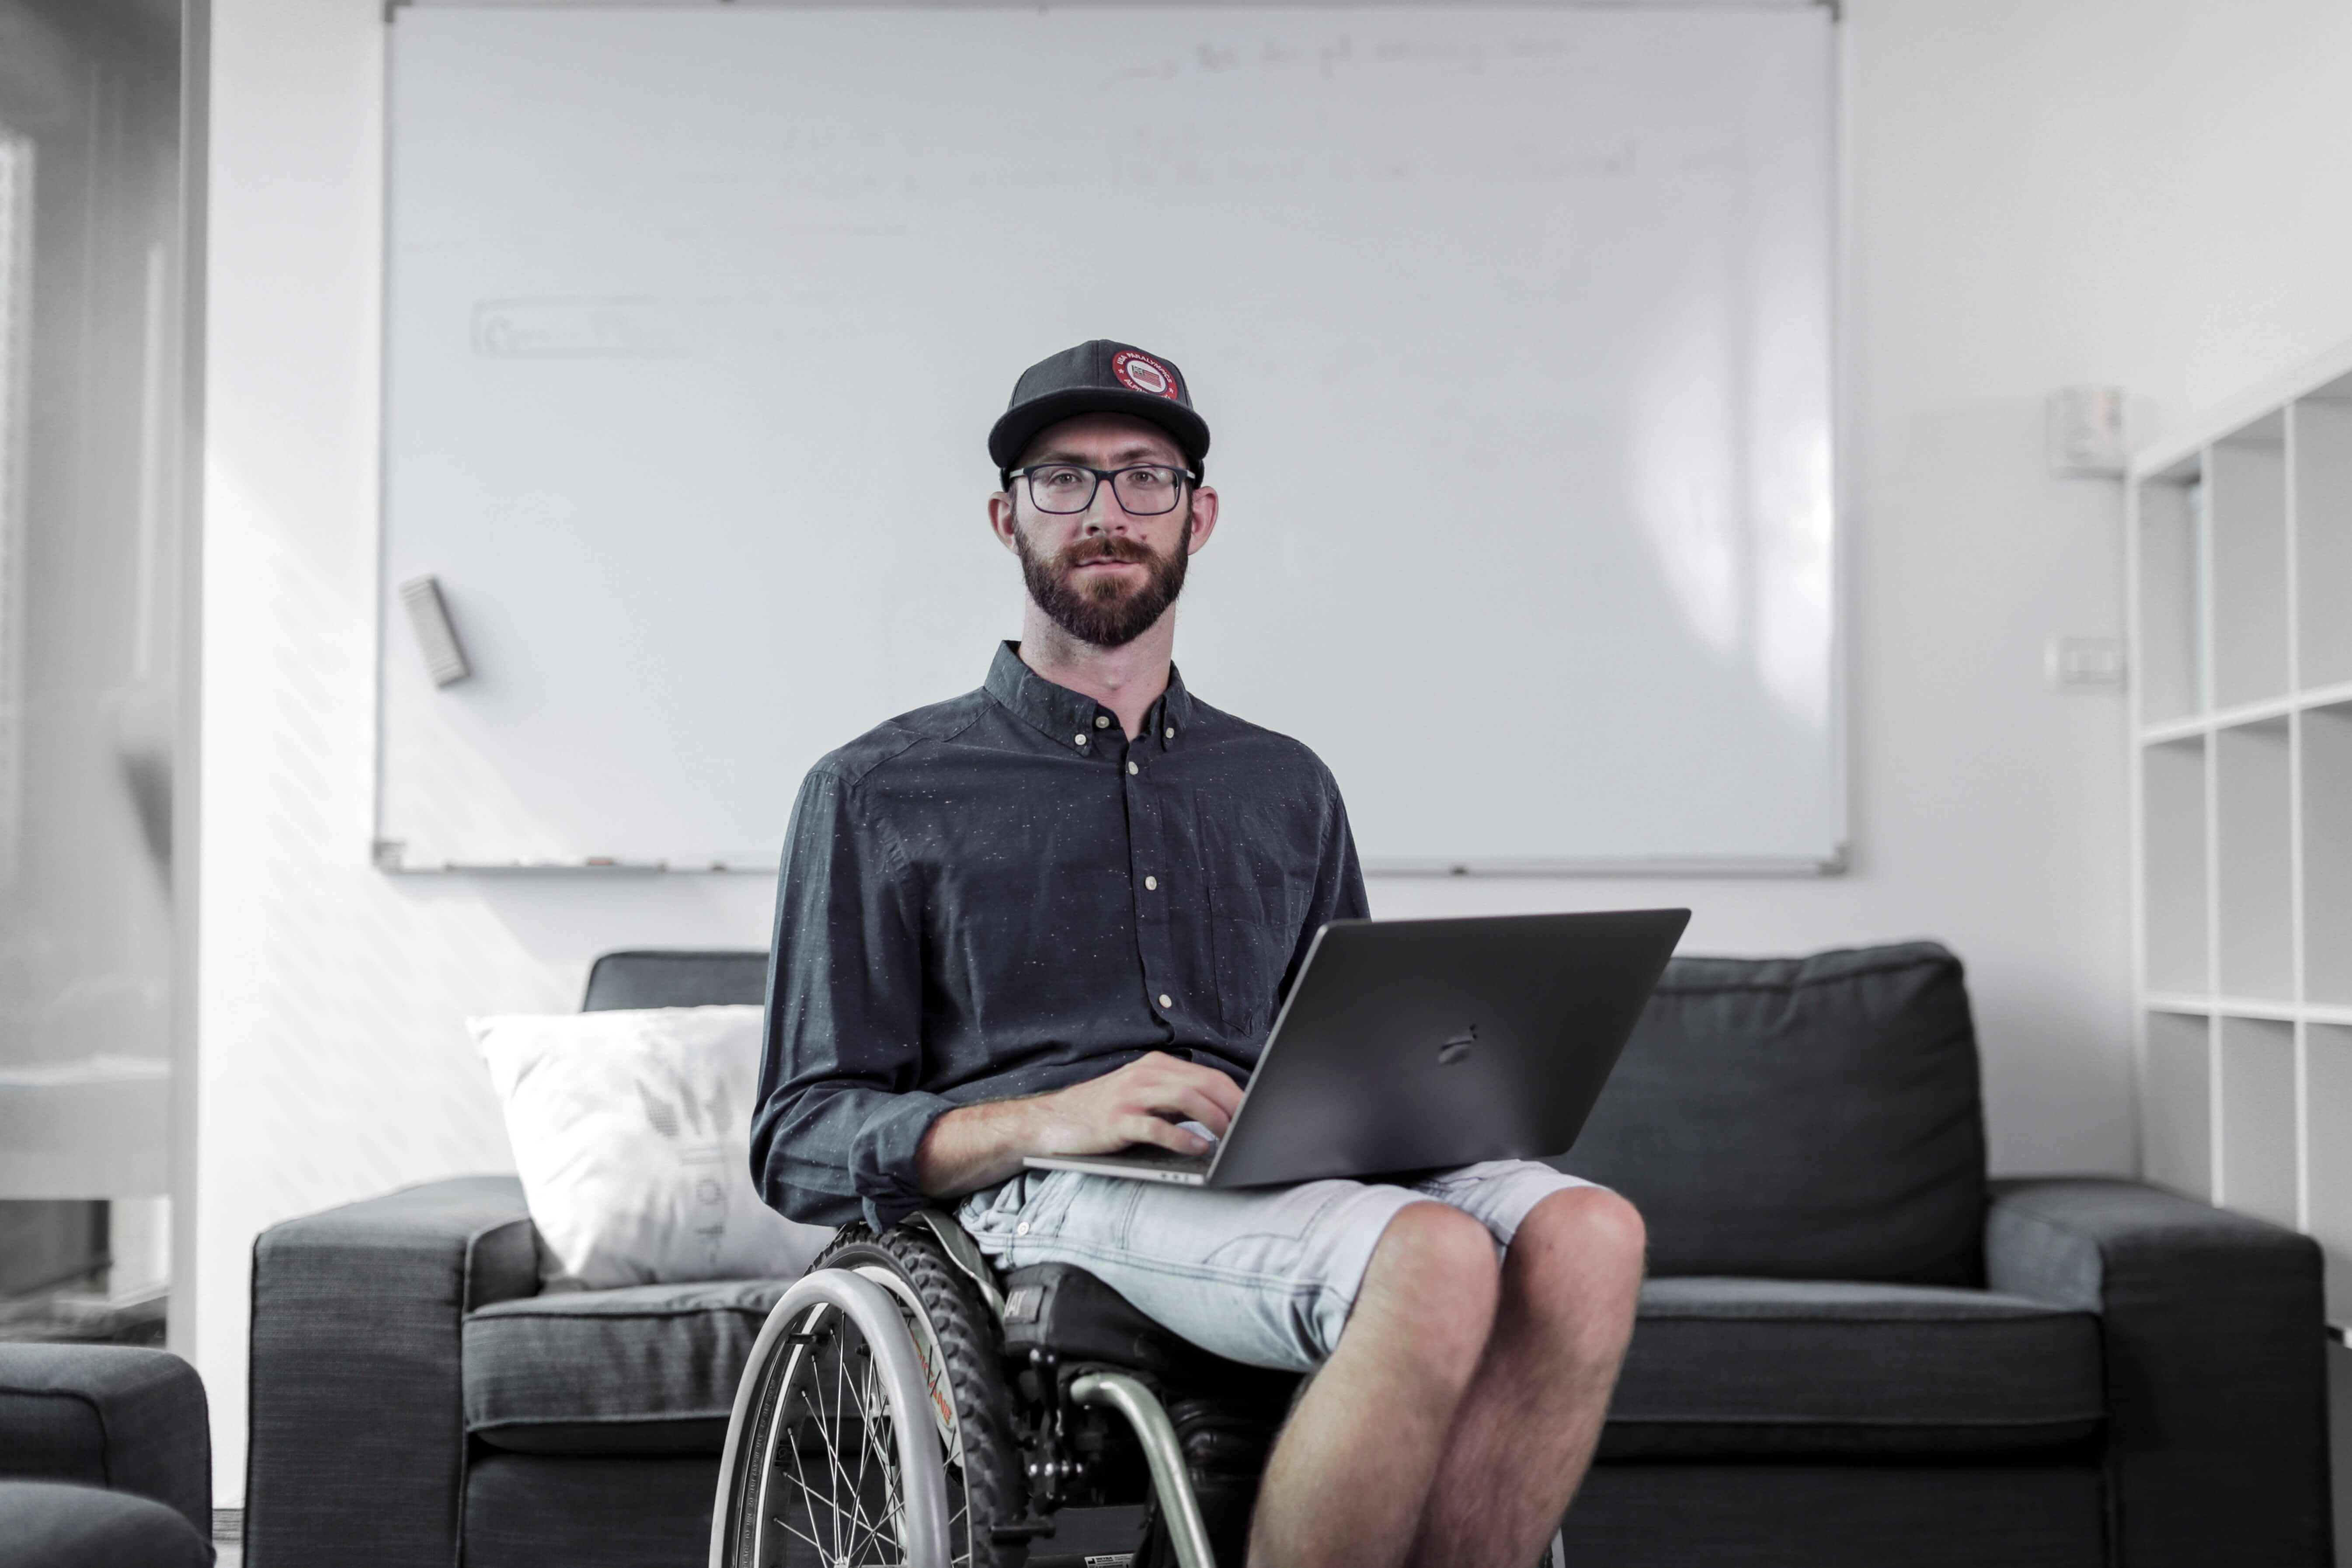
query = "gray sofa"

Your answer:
(245, 942), (2336, 1568)
(0, 1343), (214, 1566)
